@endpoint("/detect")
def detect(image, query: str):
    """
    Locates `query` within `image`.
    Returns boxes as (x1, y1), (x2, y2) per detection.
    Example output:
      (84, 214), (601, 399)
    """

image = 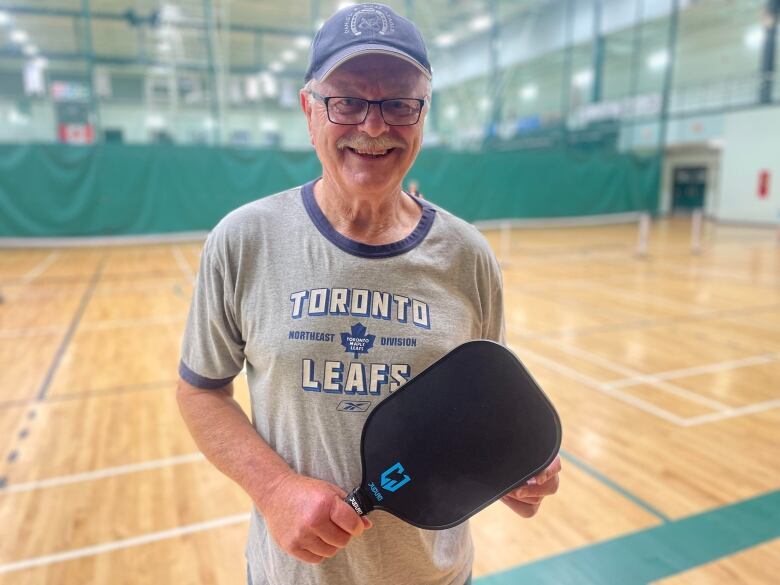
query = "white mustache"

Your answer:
(337, 134), (407, 152)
